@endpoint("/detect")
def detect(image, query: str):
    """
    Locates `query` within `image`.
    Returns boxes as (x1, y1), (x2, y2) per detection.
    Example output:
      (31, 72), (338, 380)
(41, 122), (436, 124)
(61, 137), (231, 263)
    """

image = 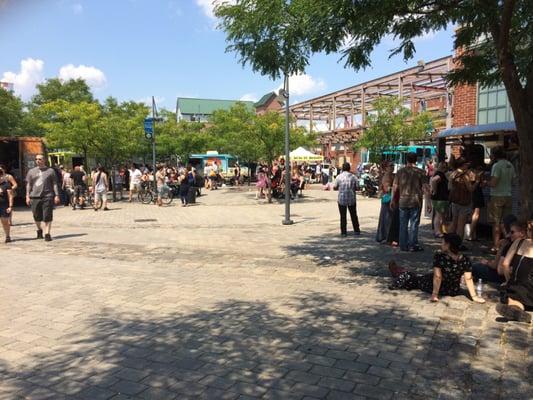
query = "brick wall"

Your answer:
(453, 83), (477, 127)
